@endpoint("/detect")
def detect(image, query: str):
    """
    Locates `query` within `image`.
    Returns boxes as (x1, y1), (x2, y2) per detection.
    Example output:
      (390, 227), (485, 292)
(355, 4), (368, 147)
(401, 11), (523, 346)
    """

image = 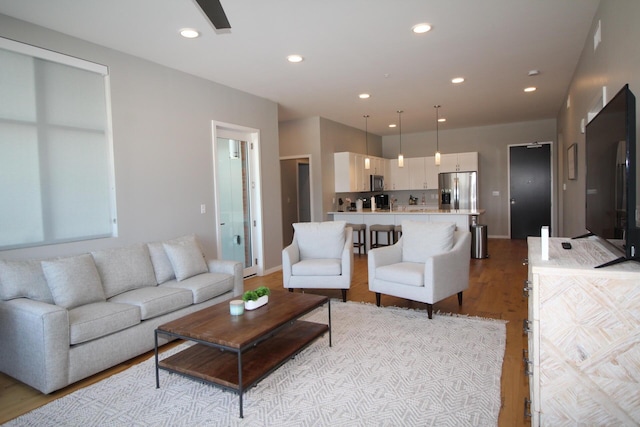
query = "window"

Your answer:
(0, 38), (117, 250)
